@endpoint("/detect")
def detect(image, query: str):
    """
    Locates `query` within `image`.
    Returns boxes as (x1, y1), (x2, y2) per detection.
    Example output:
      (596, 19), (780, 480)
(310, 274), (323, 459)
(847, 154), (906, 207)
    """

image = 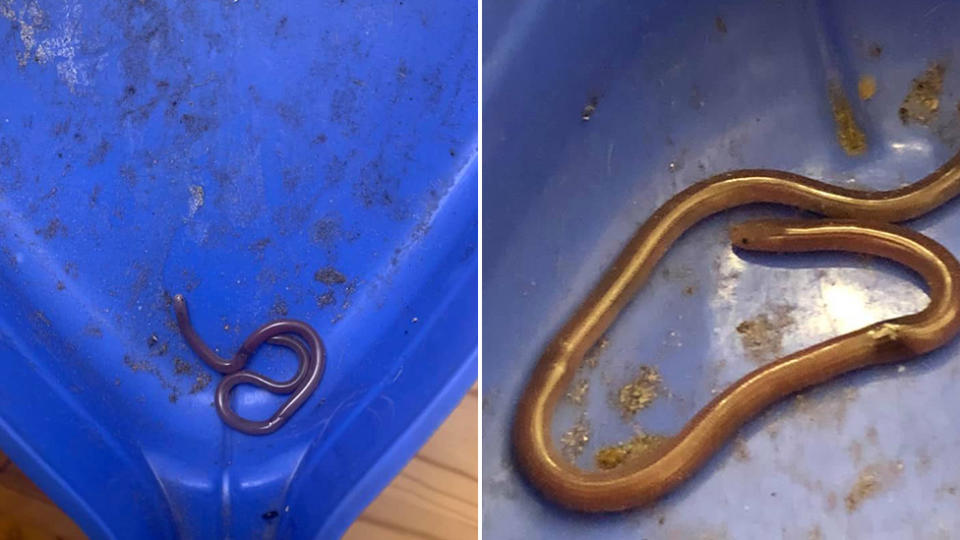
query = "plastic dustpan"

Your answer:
(484, 1), (960, 537)
(0, 0), (476, 537)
